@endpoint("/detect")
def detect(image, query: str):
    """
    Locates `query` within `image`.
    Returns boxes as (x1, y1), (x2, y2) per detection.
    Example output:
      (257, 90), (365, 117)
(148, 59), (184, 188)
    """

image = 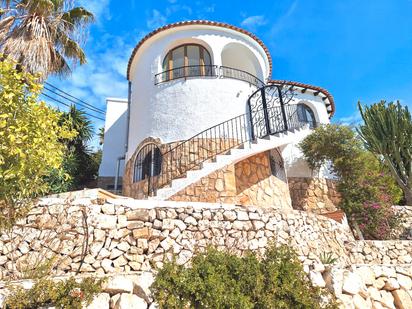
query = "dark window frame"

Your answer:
(133, 144), (162, 183)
